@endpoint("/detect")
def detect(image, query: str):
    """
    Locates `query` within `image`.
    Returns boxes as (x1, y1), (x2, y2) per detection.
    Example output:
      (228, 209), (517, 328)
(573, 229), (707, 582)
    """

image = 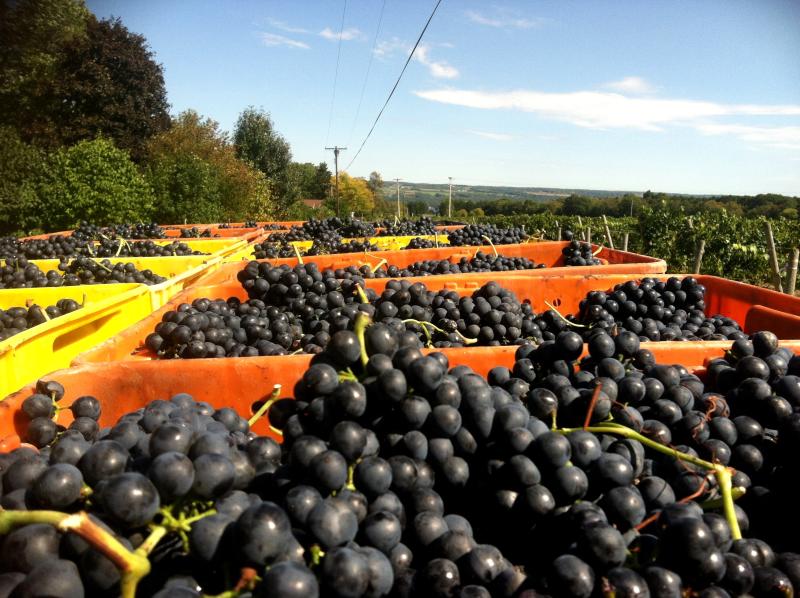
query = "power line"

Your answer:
(324, 0), (348, 147)
(344, 0), (444, 171)
(347, 0), (387, 148)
